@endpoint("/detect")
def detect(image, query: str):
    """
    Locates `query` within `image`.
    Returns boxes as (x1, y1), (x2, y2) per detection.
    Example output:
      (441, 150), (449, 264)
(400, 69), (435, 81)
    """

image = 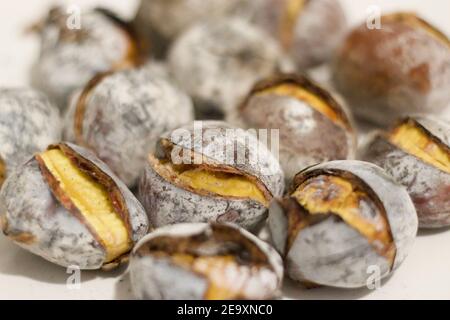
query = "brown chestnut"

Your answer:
(332, 12), (450, 126)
